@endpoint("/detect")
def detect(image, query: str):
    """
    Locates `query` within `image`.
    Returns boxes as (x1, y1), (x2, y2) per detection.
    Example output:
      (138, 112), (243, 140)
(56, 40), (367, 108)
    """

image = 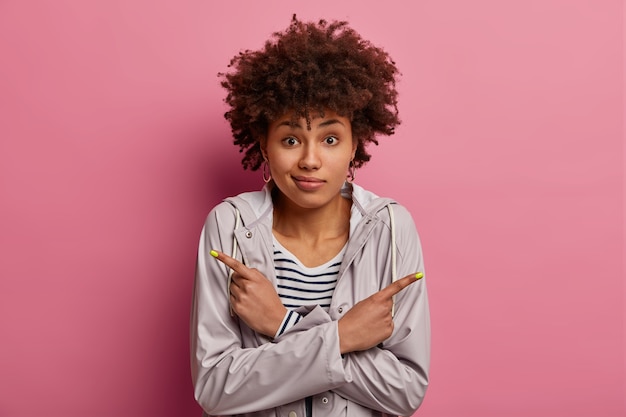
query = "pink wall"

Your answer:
(0, 1), (623, 416)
